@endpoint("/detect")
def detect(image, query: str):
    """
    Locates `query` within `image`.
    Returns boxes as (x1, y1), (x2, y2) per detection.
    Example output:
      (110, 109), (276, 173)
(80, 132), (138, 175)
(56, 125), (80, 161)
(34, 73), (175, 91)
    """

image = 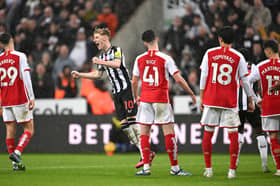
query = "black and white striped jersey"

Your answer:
(97, 46), (131, 94)
(238, 63), (258, 111)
